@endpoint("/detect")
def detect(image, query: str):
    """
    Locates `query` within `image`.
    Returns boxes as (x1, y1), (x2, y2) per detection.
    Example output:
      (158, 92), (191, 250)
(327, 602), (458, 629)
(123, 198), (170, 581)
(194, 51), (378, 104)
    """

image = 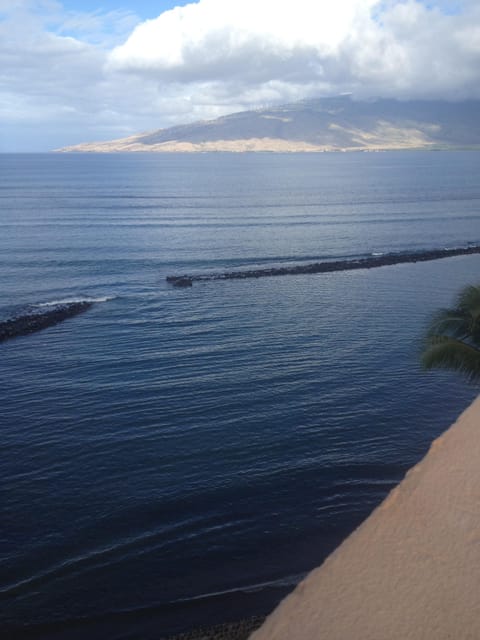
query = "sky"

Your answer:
(1, 0), (479, 151)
